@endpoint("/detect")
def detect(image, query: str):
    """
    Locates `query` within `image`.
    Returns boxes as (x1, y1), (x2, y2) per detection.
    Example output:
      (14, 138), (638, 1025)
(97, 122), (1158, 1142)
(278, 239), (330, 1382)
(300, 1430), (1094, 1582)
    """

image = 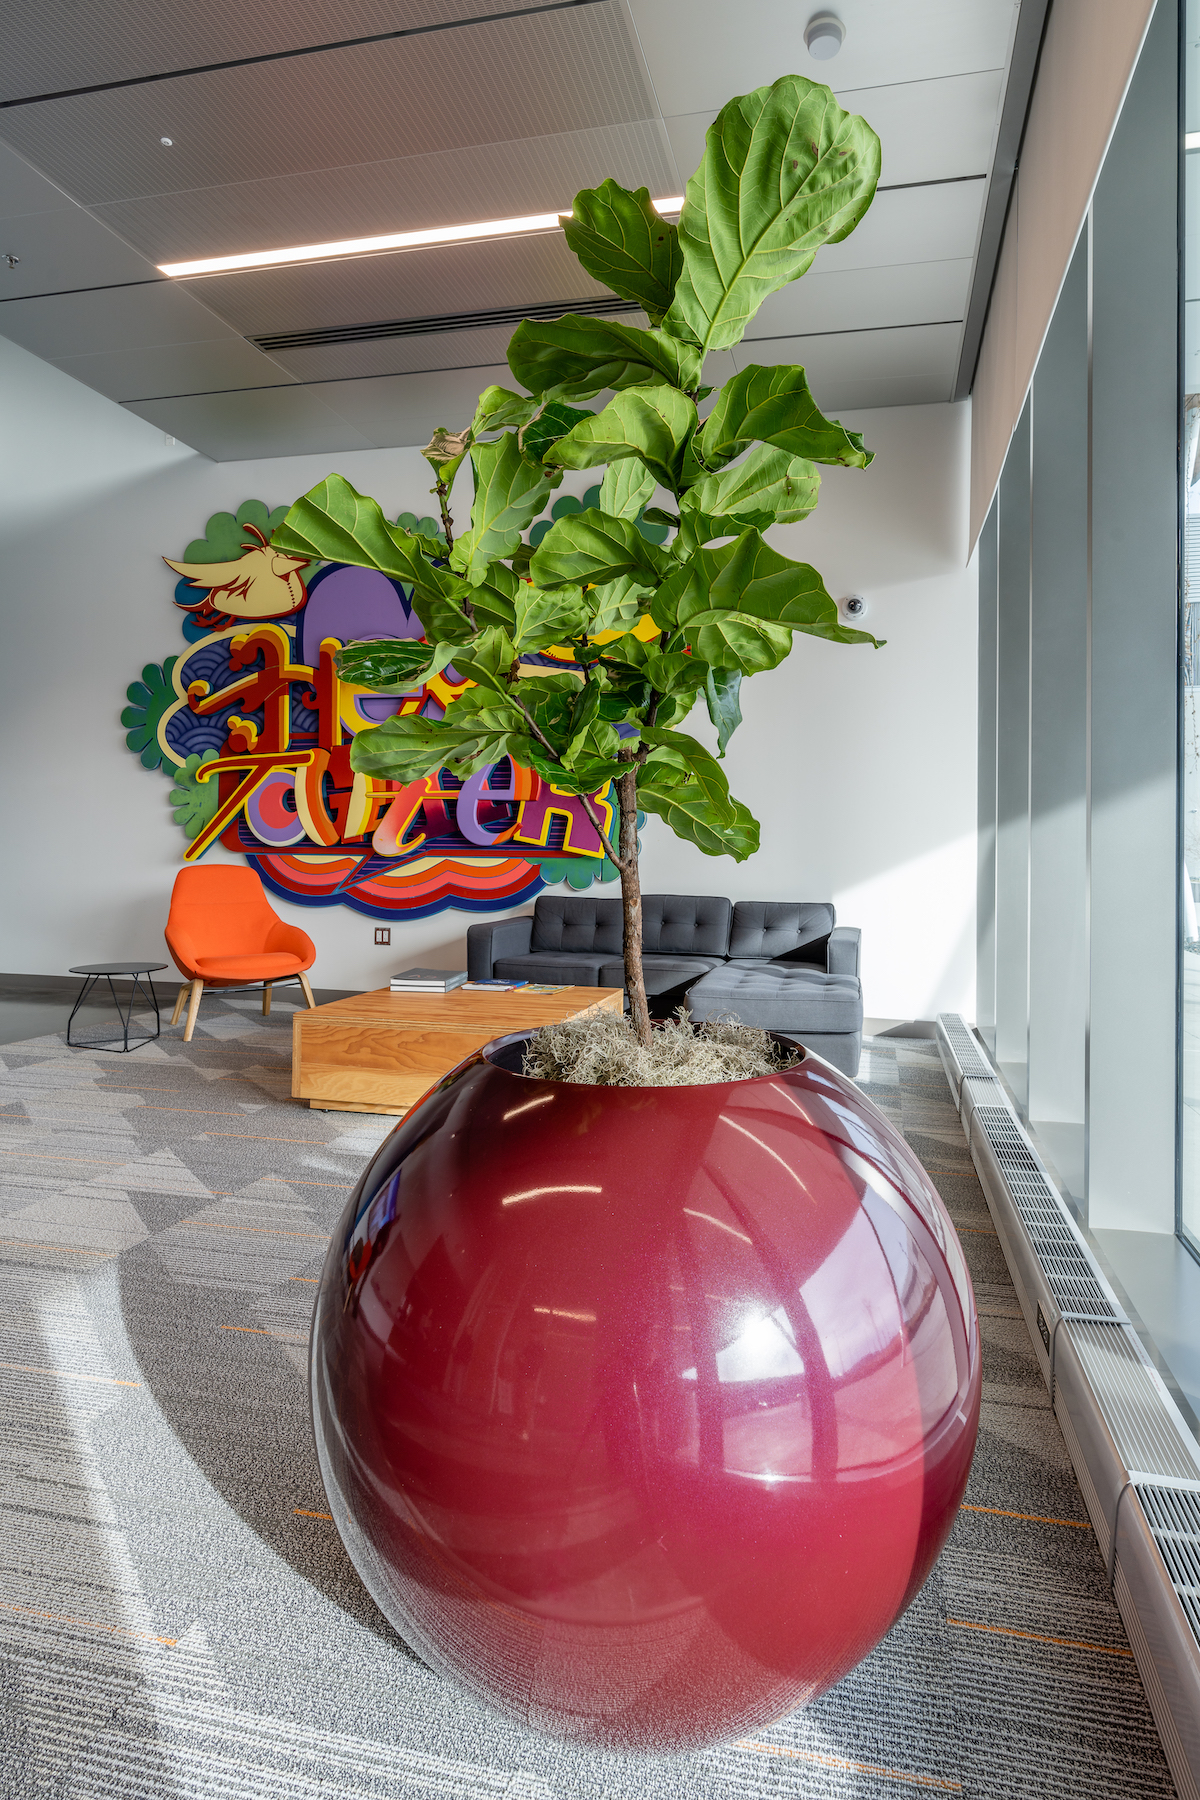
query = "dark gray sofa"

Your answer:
(466, 895), (863, 1074)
